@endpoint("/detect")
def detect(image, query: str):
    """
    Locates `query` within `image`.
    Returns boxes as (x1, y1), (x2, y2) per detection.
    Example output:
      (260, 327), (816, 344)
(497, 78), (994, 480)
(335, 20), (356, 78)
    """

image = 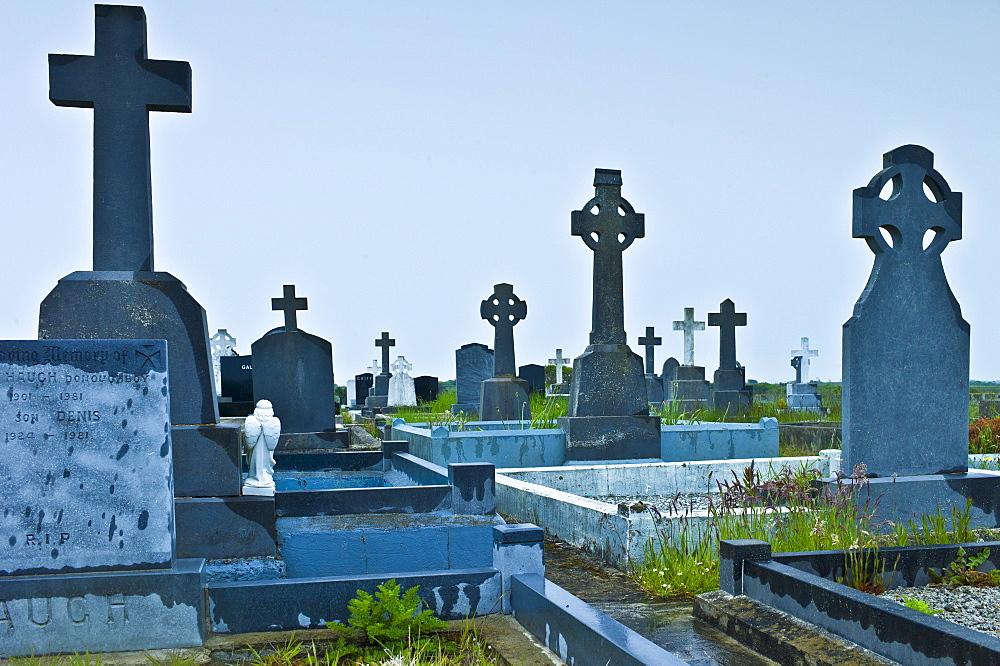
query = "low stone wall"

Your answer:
(778, 421), (841, 454)
(661, 418), (779, 462)
(391, 420), (565, 467)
